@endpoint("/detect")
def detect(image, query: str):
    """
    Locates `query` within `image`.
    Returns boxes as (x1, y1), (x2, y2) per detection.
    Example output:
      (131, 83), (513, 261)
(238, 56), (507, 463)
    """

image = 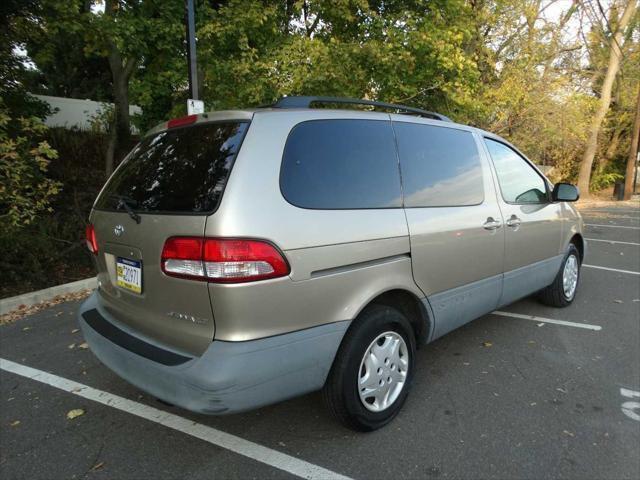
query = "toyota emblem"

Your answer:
(114, 225), (124, 236)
